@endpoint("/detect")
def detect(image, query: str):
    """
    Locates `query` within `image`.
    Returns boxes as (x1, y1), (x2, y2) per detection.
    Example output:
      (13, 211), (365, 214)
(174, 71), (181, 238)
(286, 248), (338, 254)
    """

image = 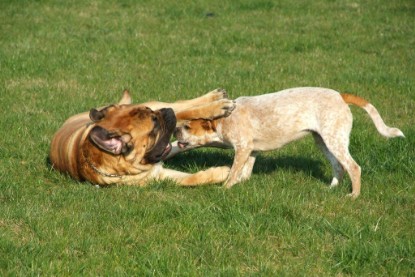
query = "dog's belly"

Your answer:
(249, 109), (315, 151)
(252, 129), (310, 151)
(229, 88), (346, 151)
